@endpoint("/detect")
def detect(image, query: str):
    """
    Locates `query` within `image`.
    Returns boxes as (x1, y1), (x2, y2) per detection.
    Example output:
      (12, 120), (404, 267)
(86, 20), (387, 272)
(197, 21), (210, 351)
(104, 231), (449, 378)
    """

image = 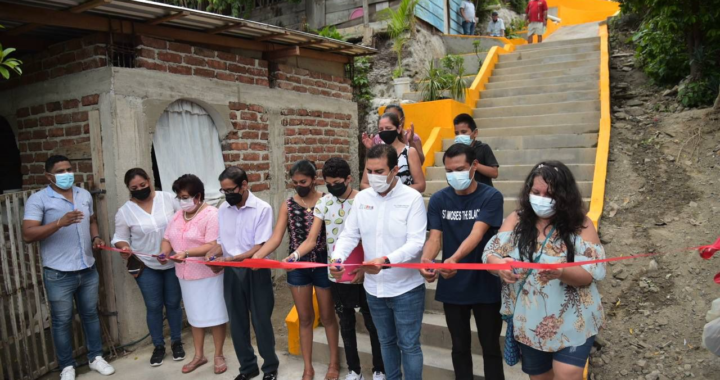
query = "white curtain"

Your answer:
(153, 100), (226, 202)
